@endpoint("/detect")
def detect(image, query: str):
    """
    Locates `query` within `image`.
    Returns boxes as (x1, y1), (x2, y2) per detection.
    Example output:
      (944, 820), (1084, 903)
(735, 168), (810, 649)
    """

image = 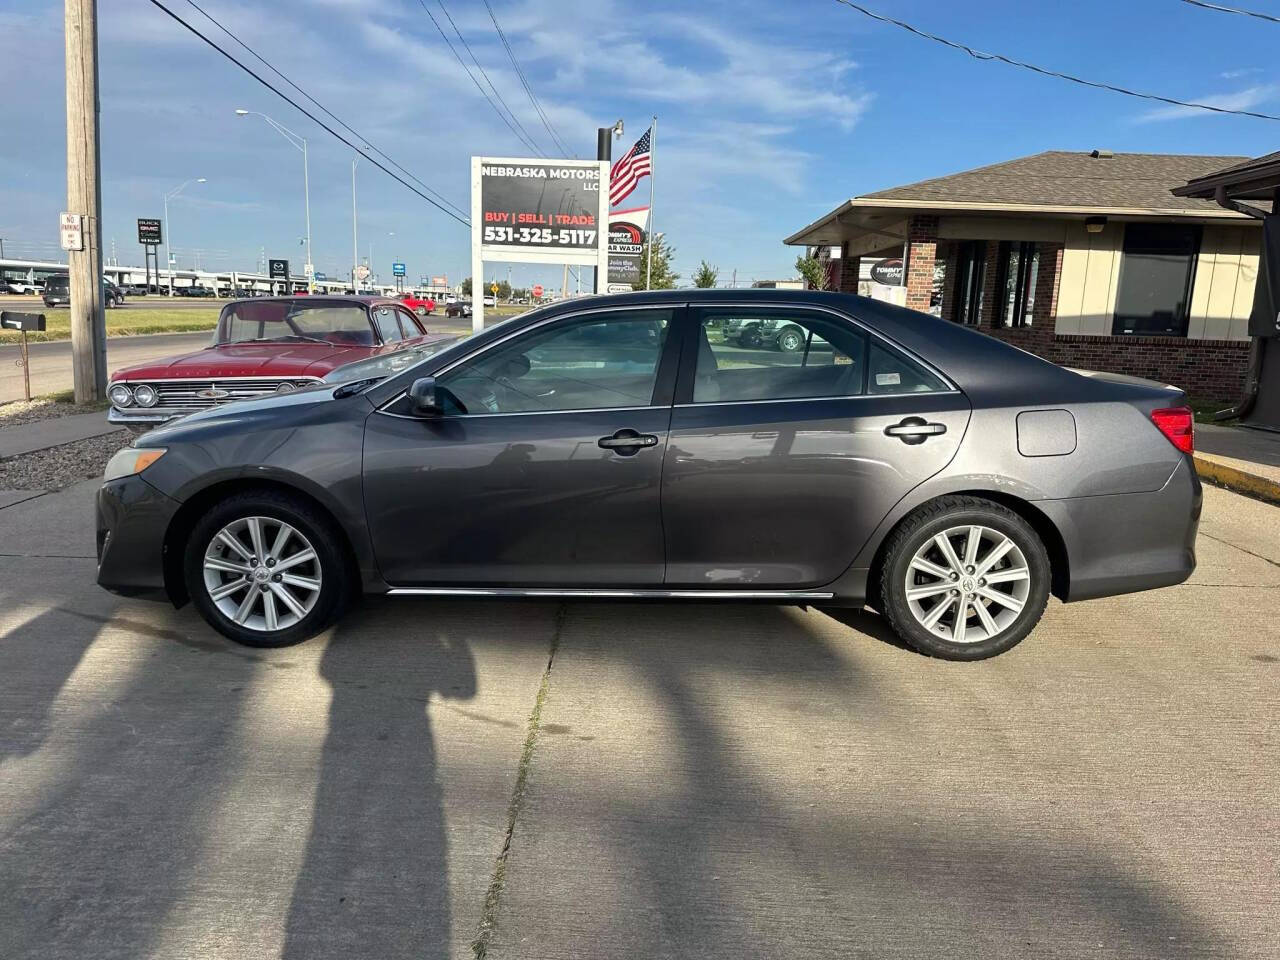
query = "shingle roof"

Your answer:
(862, 150), (1248, 211)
